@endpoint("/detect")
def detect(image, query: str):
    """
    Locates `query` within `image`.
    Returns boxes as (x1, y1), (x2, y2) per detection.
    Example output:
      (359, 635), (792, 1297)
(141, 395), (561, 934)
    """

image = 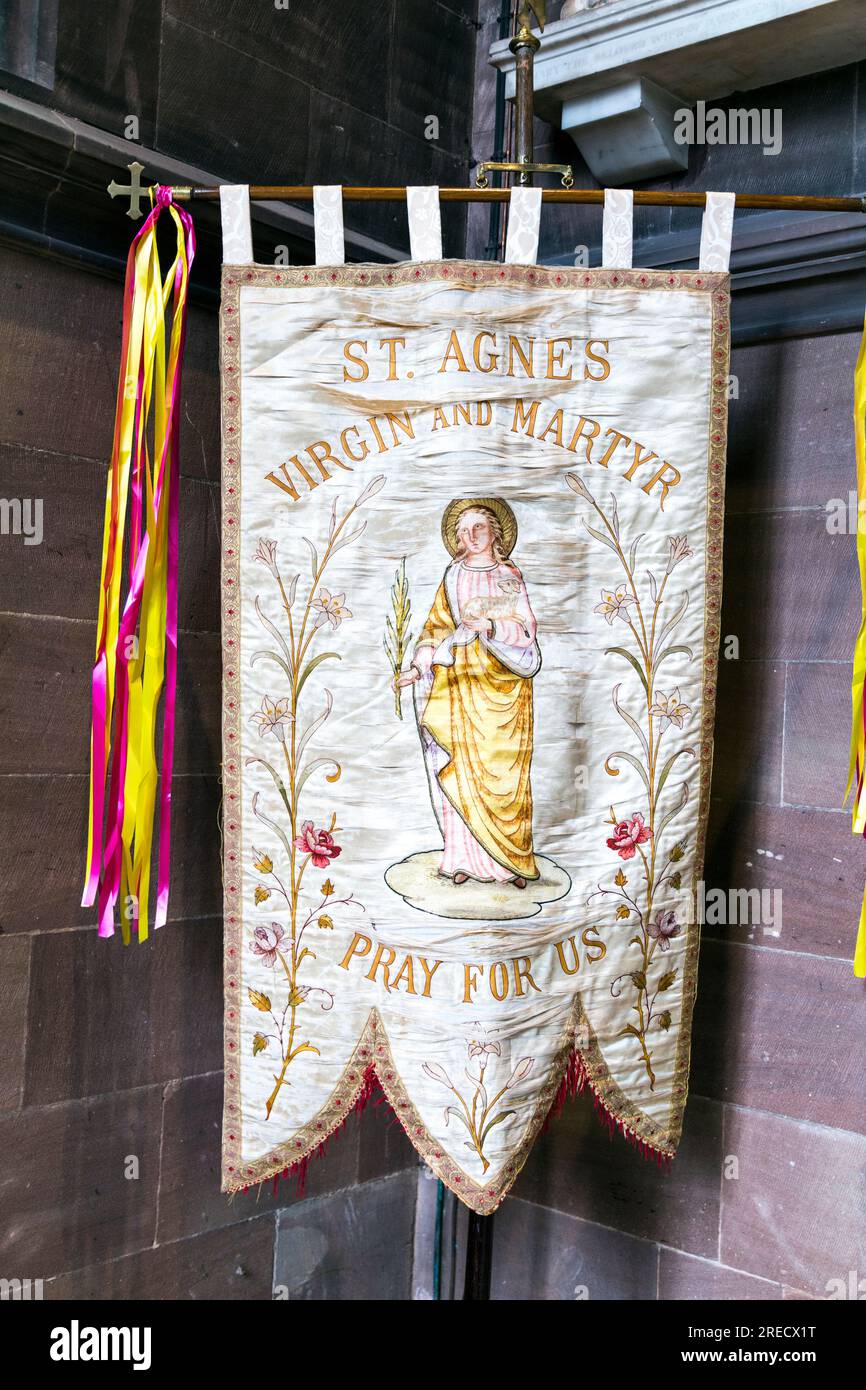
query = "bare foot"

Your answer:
(453, 872), (469, 885)
(513, 876), (527, 889)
